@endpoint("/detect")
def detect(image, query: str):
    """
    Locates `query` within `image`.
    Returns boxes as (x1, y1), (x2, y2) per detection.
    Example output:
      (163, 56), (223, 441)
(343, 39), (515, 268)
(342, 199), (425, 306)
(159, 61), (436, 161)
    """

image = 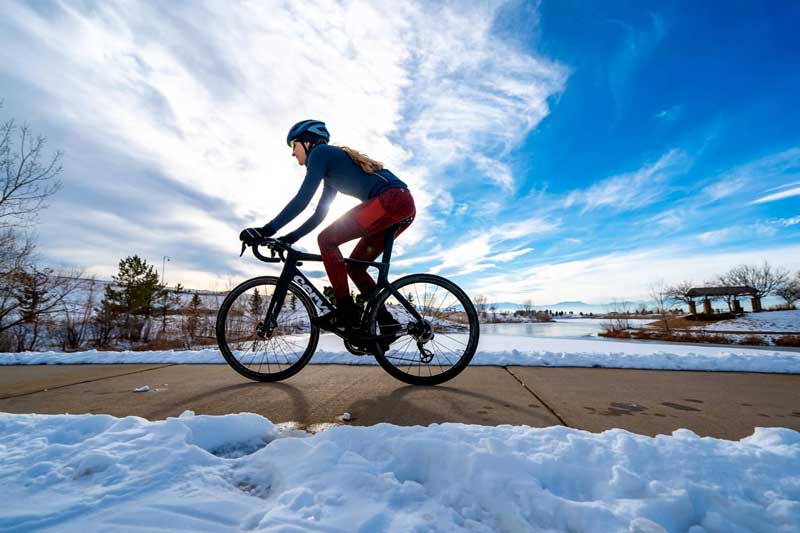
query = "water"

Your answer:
(480, 319), (607, 339)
